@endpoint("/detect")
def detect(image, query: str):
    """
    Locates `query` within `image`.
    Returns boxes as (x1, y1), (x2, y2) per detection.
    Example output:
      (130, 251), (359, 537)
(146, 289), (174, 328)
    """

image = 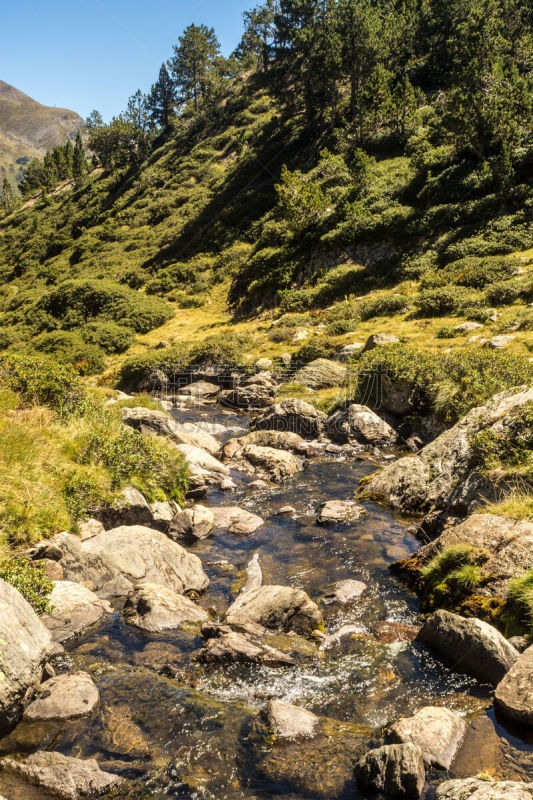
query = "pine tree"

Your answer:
(170, 24), (220, 112)
(126, 89), (150, 130)
(238, 0), (277, 73)
(146, 64), (177, 129)
(1, 177), (14, 214)
(64, 140), (74, 177)
(73, 132), (87, 181)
